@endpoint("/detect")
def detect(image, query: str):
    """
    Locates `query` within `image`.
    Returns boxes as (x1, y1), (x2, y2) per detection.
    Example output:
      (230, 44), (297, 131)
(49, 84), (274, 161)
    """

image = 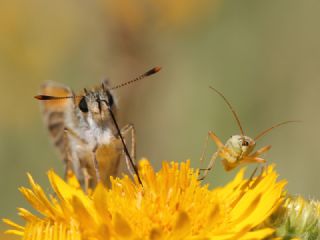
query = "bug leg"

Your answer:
(248, 166), (259, 181)
(198, 131), (225, 178)
(209, 131), (225, 148)
(250, 145), (271, 158)
(121, 123), (136, 177)
(198, 151), (219, 180)
(199, 131), (222, 161)
(200, 132), (210, 164)
(240, 144), (269, 170)
(248, 165), (267, 189)
(200, 131), (225, 162)
(241, 166), (259, 190)
(241, 156), (266, 164)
